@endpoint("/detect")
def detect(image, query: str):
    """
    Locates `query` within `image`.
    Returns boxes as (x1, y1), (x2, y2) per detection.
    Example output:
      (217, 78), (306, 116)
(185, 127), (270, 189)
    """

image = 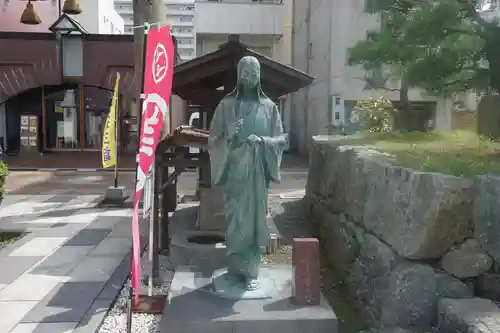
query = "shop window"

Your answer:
(44, 87), (81, 149)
